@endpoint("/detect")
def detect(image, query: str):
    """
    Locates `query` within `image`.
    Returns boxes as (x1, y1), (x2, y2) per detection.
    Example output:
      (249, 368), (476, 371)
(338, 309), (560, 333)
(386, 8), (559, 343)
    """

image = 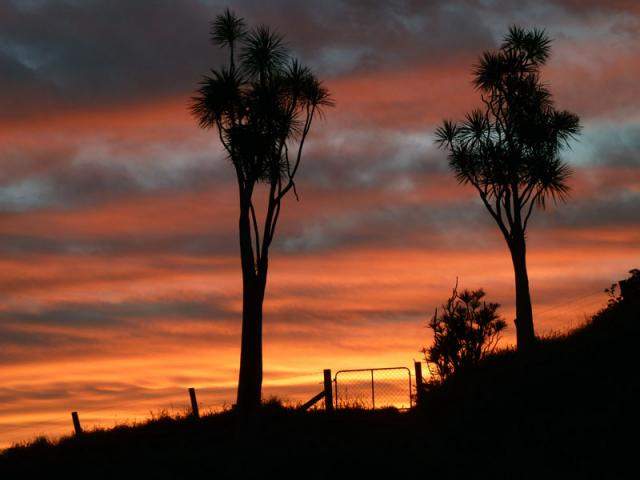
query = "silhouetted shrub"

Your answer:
(606, 268), (640, 307)
(423, 283), (507, 381)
